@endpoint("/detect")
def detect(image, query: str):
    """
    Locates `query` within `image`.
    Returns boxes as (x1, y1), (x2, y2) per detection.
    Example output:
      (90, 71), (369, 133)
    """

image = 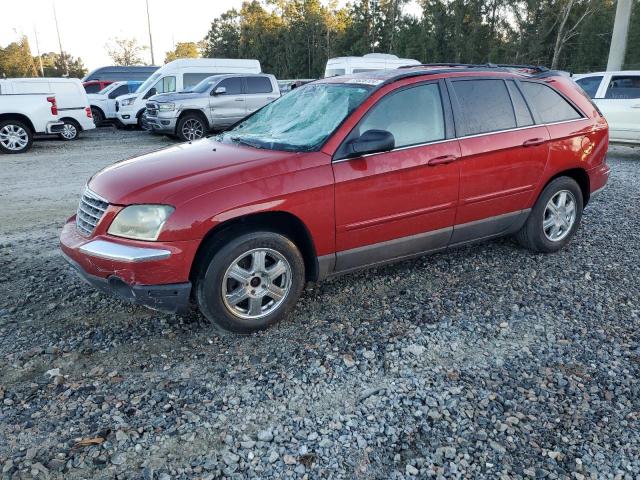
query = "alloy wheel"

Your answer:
(61, 123), (78, 140)
(543, 190), (577, 242)
(221, 248), (292, 320)
(181, 119), (204, 140)
(0, 124), (29, 151)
